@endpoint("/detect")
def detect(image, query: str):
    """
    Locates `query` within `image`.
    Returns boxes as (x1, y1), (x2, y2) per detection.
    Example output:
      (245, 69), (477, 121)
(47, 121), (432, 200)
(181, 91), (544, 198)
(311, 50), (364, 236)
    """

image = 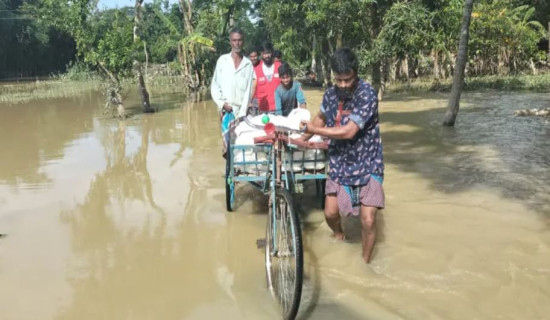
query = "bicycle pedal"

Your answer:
(256, 238), (266, 249)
